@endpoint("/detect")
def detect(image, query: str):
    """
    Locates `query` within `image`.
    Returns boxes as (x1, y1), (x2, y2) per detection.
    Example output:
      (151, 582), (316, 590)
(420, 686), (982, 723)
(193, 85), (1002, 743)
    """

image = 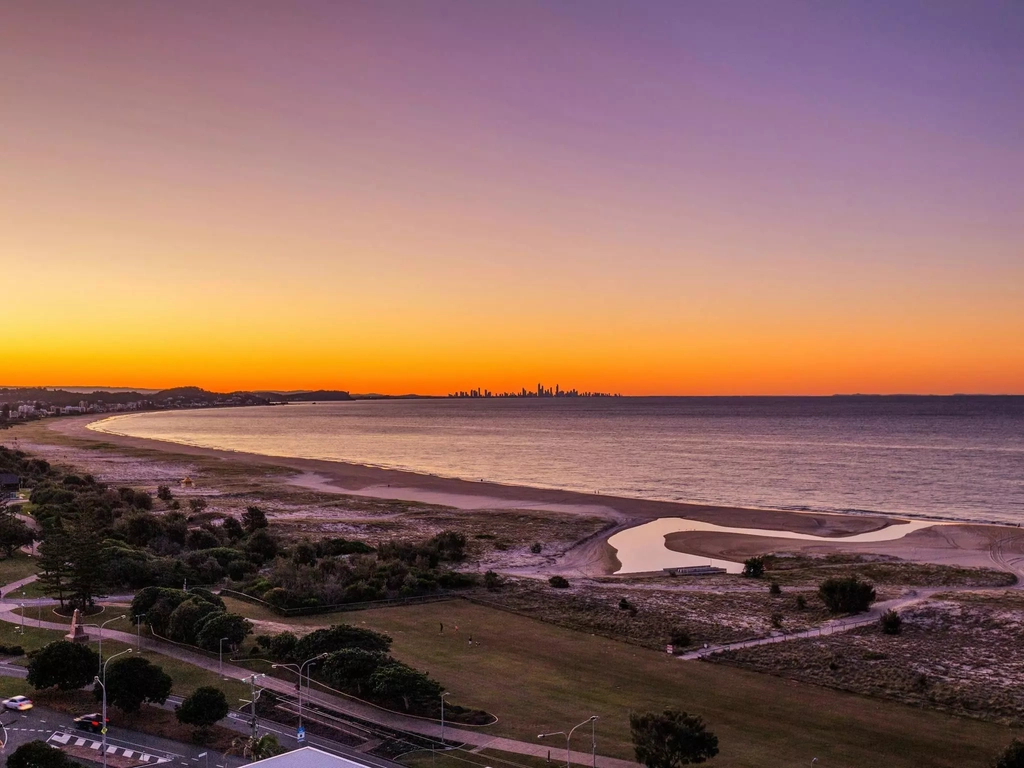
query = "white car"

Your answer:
(2, 695), (33, 711)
